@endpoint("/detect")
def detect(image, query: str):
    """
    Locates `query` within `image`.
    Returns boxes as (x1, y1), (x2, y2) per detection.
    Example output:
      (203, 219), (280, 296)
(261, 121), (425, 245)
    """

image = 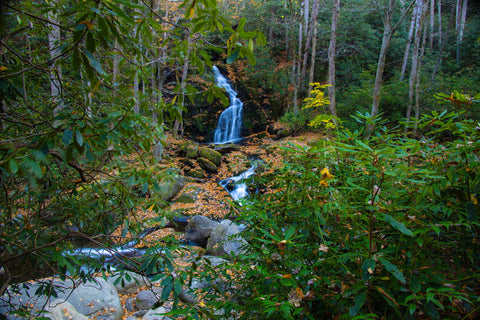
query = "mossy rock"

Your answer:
(197, 157), (218, 173)
(175, 186), (201, 204)
(198, 147), (222, 166)
(186, 168), (205, 179)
